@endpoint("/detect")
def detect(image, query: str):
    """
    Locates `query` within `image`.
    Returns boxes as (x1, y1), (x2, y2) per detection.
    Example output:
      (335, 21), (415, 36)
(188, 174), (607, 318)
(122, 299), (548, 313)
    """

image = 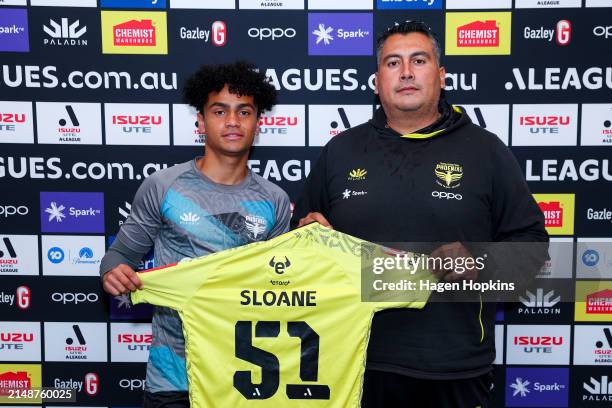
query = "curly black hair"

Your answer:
(183, 61), (277, 116)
